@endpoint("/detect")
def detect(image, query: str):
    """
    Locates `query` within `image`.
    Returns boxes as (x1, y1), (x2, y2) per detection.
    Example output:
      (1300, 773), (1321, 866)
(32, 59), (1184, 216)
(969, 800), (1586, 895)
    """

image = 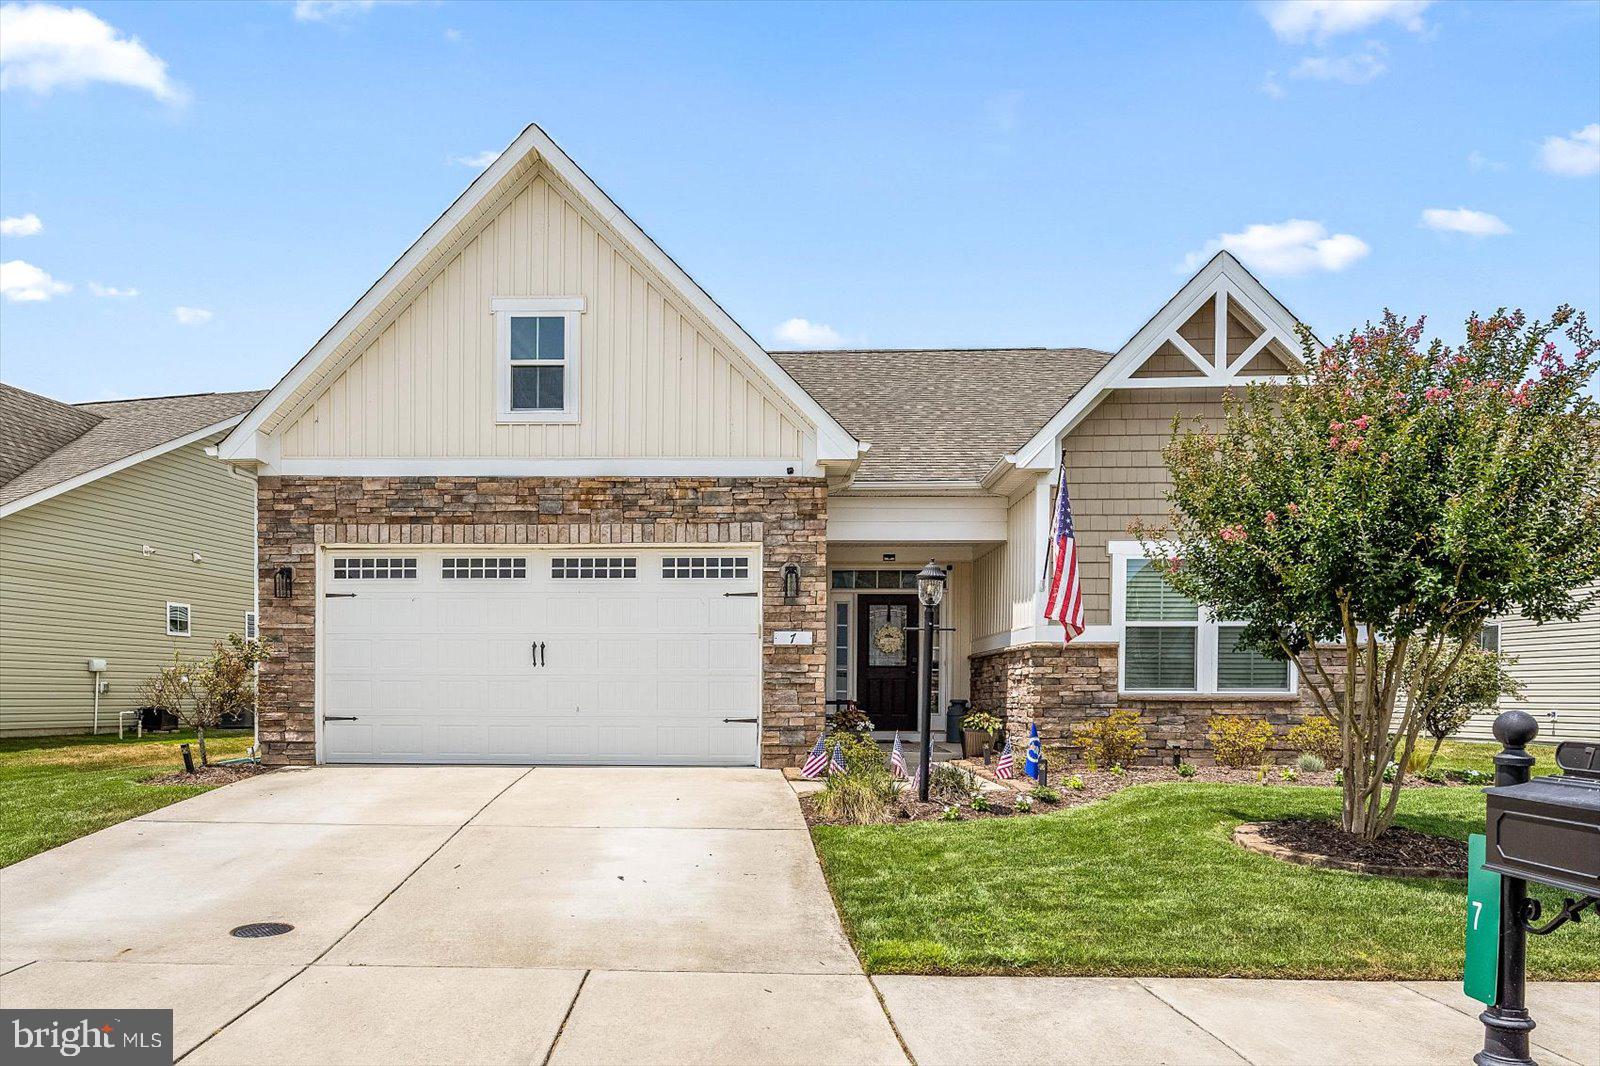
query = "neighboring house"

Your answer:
(0, 386), (265, 736)
(214, 125), (1363, 769)
(1456, 589), (1600, 743)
